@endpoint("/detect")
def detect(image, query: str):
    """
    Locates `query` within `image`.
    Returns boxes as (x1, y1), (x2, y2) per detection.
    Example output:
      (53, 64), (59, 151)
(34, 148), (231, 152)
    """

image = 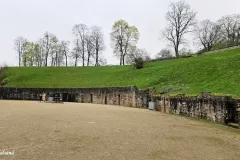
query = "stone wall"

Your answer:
(154, 93), (240, 124)
(1, 86), (239, 126)
(0, 86), (141, 107)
